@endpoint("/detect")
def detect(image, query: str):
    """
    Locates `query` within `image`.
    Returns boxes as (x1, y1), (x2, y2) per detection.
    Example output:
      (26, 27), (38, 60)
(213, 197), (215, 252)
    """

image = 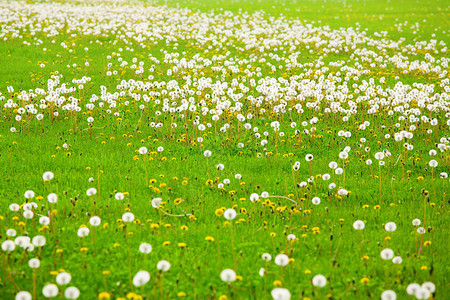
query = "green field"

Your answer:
(0, 0), (449, 299)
